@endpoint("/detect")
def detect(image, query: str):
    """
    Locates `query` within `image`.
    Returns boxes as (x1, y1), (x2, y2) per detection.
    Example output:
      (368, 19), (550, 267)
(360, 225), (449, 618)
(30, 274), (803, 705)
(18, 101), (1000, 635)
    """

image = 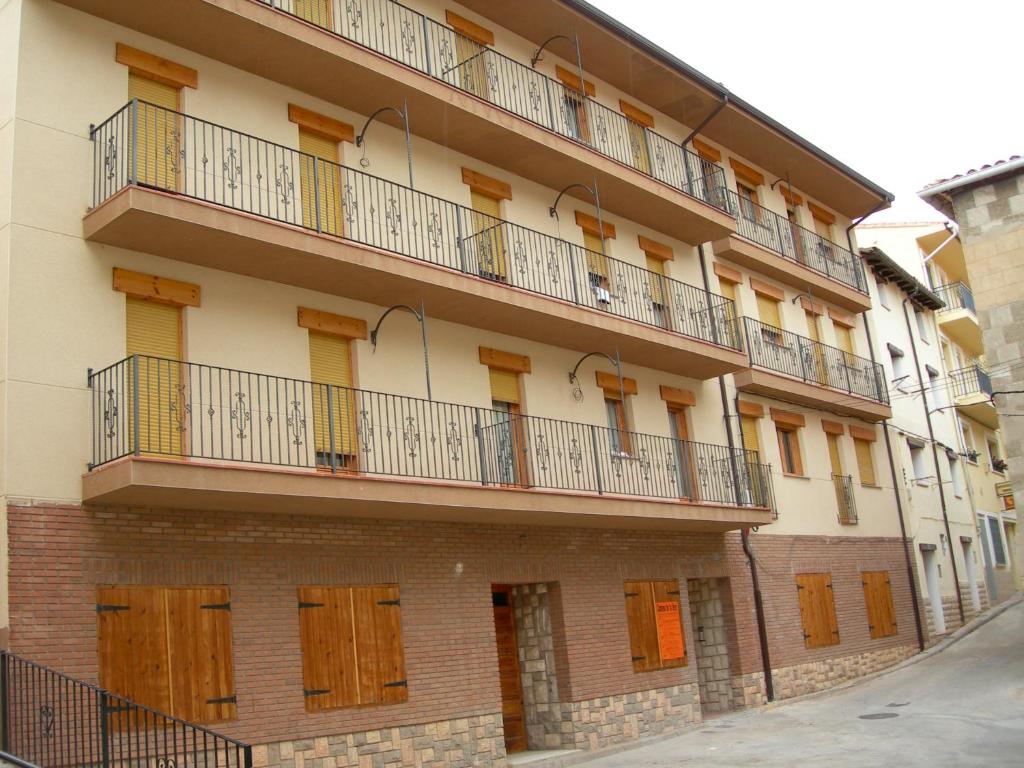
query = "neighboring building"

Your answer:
(2, 1), (926, 765)
(859, 221), (1016, 639)
(920, 159), (1023, 596)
